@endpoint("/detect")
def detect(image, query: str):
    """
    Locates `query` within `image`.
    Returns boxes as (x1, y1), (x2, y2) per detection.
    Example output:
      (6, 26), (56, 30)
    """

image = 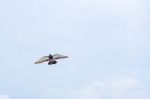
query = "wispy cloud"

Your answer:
(0, 95), (9, 99)
(77, 76), (147, 99)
